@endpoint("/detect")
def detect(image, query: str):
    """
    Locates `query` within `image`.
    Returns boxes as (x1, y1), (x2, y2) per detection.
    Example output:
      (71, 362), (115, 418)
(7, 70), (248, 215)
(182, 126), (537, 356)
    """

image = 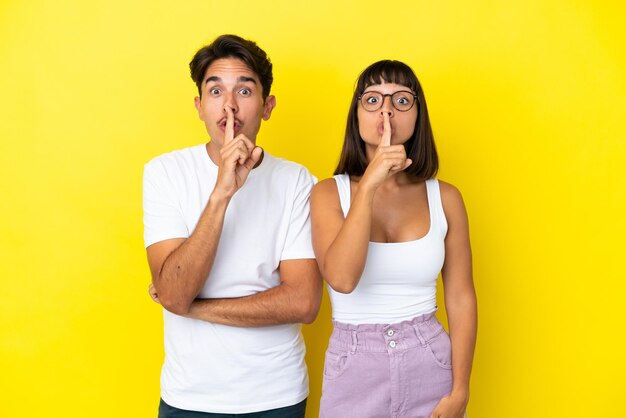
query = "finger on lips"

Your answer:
(381, 112), (392, 147)
(224, 106), (235, 142)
